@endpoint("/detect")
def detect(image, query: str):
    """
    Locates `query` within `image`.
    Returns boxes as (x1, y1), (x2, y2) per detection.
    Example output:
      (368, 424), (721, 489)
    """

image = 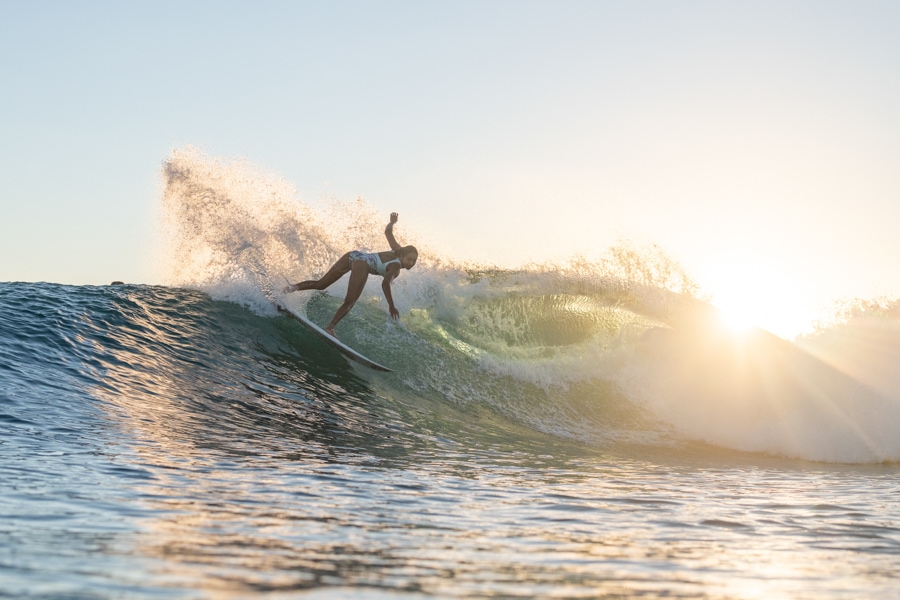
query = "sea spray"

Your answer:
(160, 146), (439, 315)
